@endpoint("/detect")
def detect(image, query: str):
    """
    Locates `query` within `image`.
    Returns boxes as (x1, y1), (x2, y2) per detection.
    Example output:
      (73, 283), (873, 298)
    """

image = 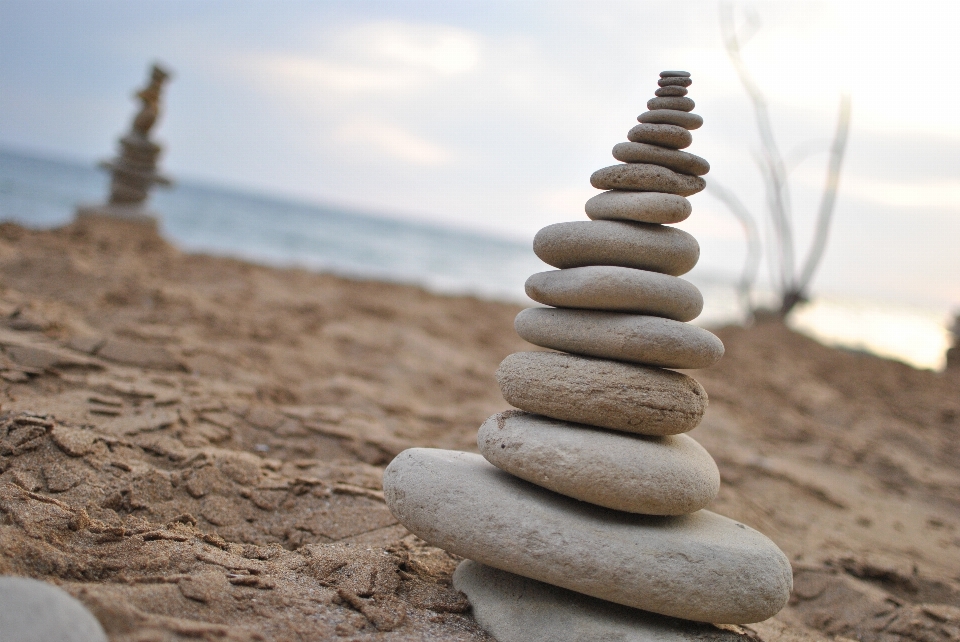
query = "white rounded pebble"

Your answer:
(0, 576), (107, 642)
(591, 164), (705, 196)
(638, 110), (704, 130)
(585, 191), (691, 224)
(478, 411), (720, 514)
(496, 351), (708, 435)
(533, 221), (699, 276)
(611, 143), (710, 176)
(514, 308), (724, 369)
(525, 266), (703, 320)
(383, 449), (793, 624)
(453, 561), (746, 642)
